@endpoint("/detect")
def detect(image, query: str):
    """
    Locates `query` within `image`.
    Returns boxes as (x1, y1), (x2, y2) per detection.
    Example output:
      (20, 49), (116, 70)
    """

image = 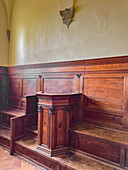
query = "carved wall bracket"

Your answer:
(59, 6), (74, 28)
(49, 107), (56, 115)
(65, 106), (70, 113)
(39, 75), (42, 79)
(76, 74), (81, 78)
(38, 105), (42, 112)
